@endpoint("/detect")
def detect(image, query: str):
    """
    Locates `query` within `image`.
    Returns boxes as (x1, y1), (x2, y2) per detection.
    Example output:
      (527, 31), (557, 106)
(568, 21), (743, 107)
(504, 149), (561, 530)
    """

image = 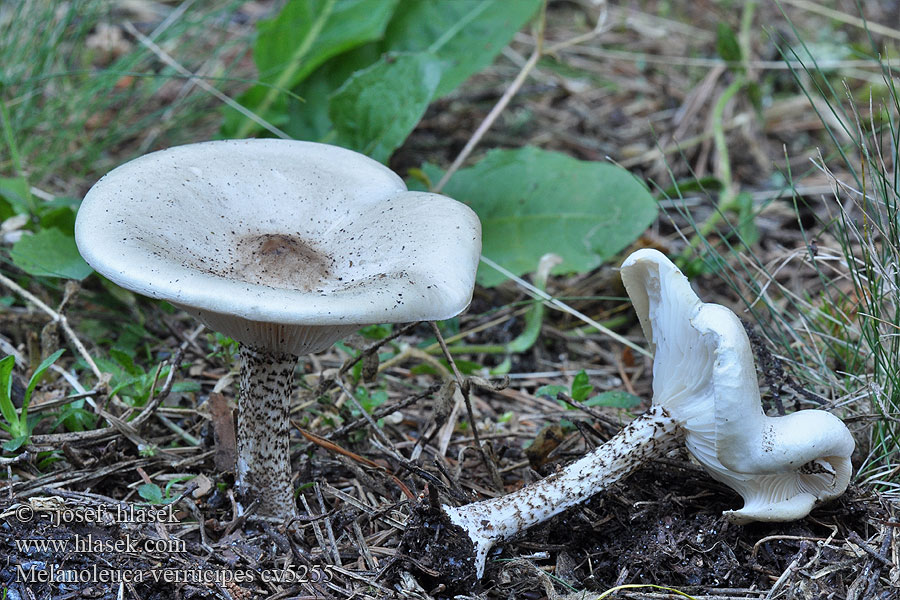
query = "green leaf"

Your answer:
(38, 205), (77, 234)
(0, 176), (31, 214)
(282, 0), (539, 142)
(353, 386), (389, 413)
(382, 0), (541, 97)
(165, 475), (195, 499)
(15, 348), (64, 440)
(746, 80), (763, 114)
(24, 349), (64, 410)
(138, 483), (164, 504)
(571, 370), (593, 402)
(171, 381), (201, 394)
(280, 43), (382, 141)
(425, 147), (658, 287)
(329, 52), (442, 162)
(358, 323), (393, 340)
(94, 357), (128, 384)
(51, 399), (97, 433)
(659, 176), (722, 197)
(9, 228), (93, 280)
(0, 194), (13, 222)
(2, 435), (27, 452)
(715, 22), (742, 65)
(535, 384), (567, 399)
(583, 390), (642, 409)
(0, 355), (19, 430)
(224, 0), (399, 138)
(109, 348), (142, 377)
(256, 0), (397, 88)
